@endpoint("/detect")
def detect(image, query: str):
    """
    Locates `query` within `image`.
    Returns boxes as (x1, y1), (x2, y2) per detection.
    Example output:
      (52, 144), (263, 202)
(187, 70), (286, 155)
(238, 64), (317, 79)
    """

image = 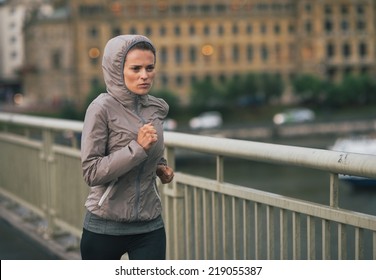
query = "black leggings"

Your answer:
(80, 227), (166, 260)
